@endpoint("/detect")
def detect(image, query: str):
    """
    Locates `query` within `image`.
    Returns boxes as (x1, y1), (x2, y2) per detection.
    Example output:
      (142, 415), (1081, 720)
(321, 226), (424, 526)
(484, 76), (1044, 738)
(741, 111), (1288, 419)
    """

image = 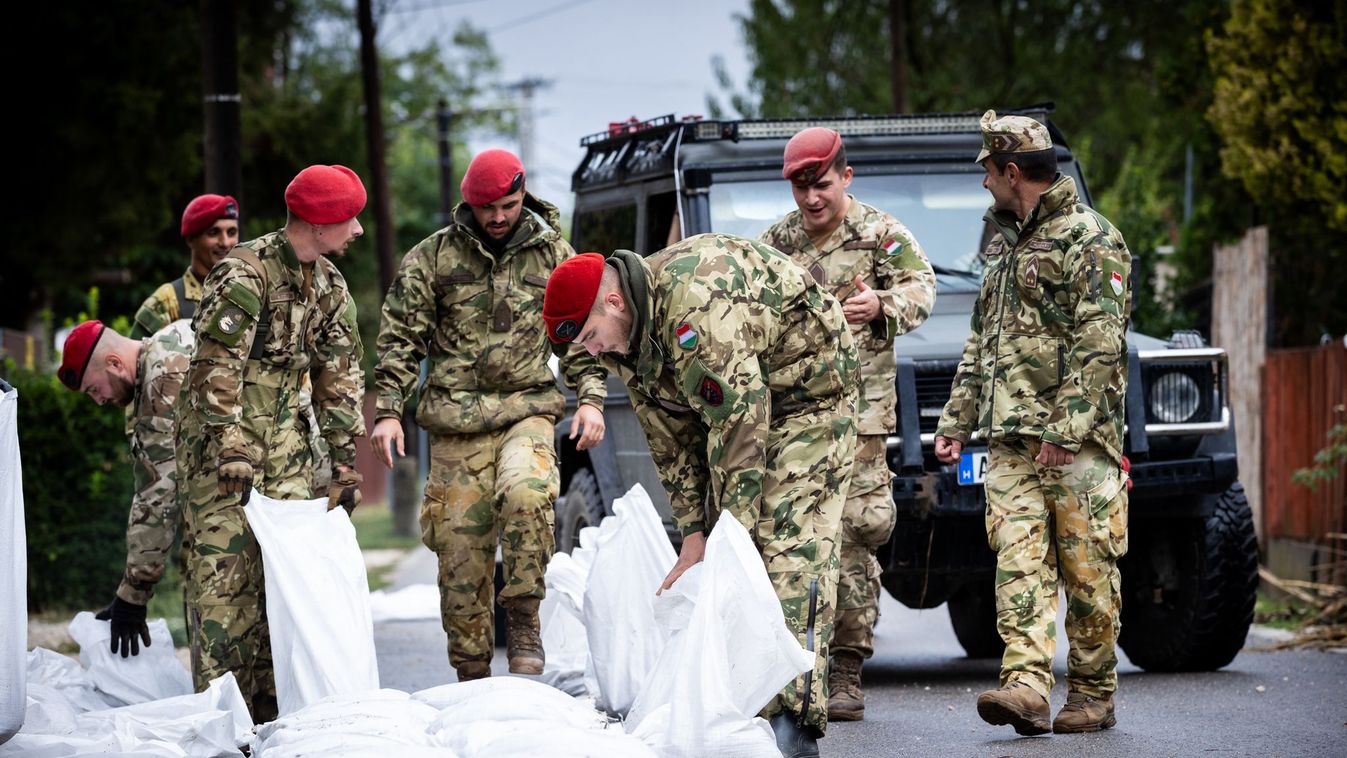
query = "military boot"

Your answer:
(455, 661), (491, 682)
(768, 712), (820, 758)
(1052, 692), (1116, 733)
(826, 652), (865, 721)
(975, 681), (1051, 736)
(504, 597), (545, 675)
